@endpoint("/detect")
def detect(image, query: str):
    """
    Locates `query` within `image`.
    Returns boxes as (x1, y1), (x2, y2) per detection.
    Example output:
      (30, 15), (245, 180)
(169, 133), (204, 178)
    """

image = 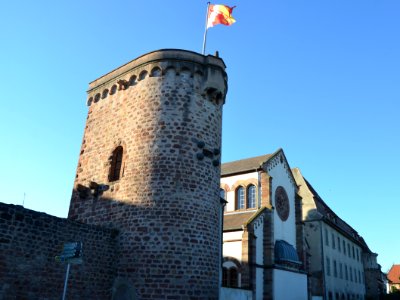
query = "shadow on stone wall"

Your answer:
(0, 201), (119, 300)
